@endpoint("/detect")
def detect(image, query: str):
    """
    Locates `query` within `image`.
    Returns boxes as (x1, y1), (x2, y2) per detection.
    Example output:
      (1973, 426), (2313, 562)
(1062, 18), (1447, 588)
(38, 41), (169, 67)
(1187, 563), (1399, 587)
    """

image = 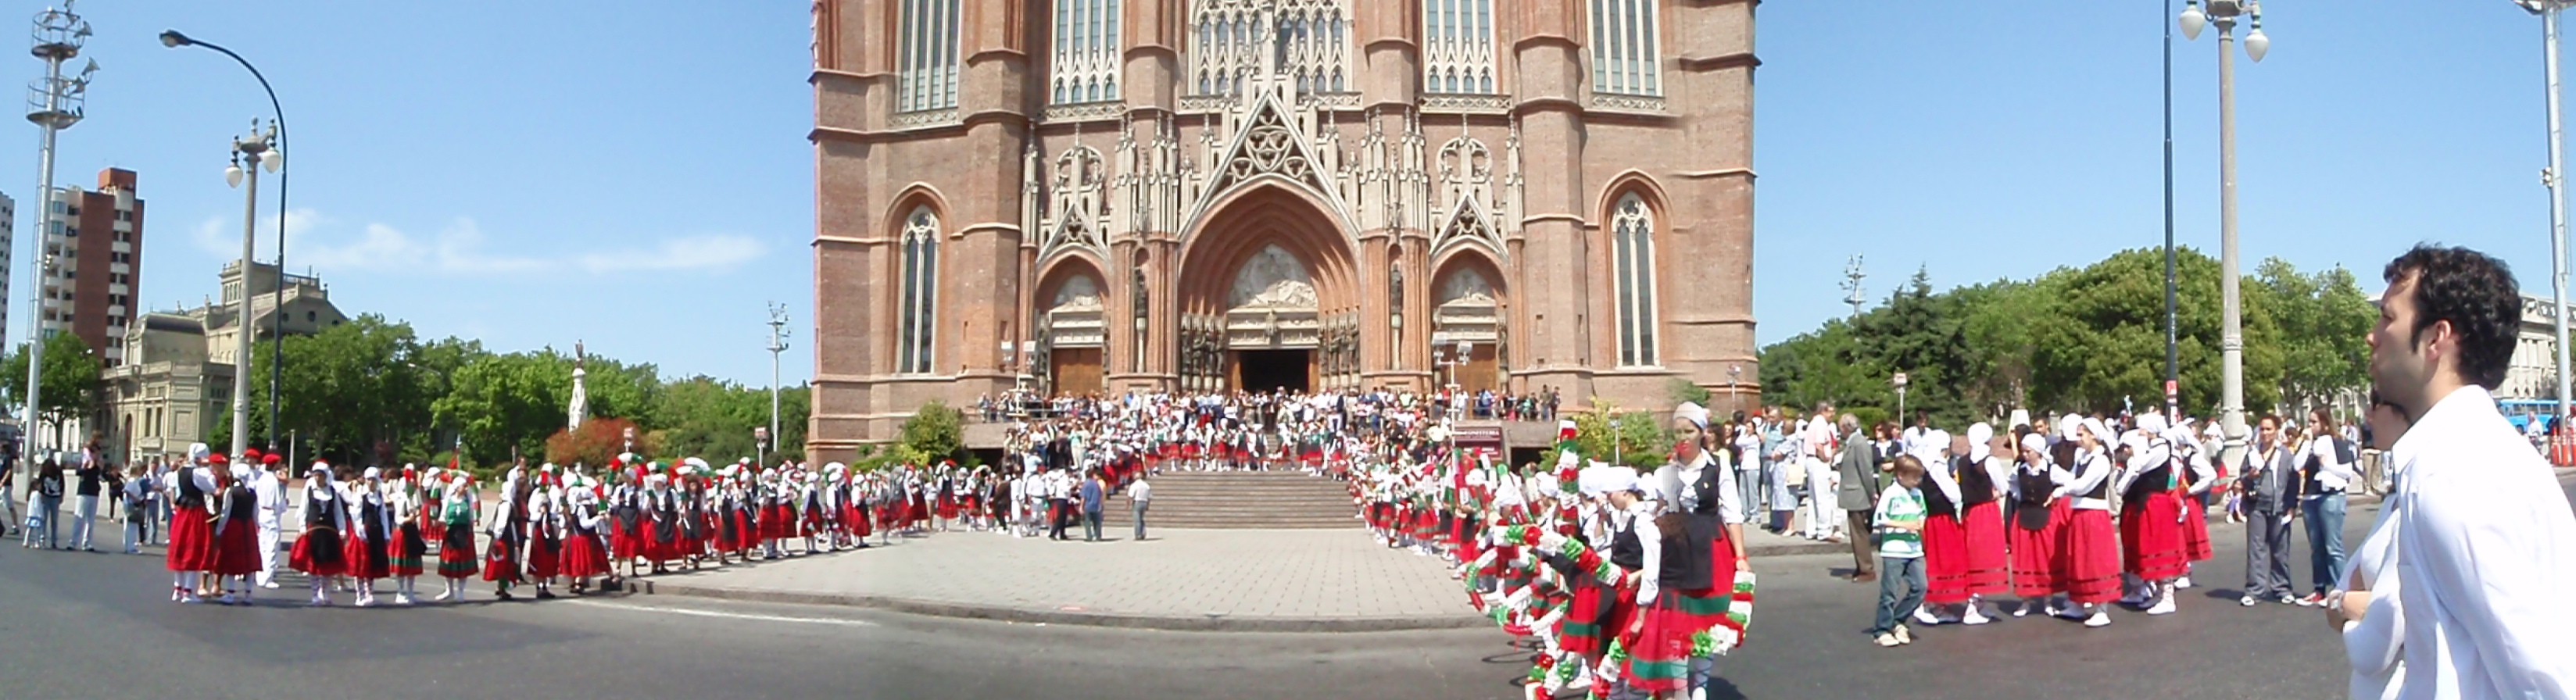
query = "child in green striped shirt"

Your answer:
(1871, 455), (1929, 646)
